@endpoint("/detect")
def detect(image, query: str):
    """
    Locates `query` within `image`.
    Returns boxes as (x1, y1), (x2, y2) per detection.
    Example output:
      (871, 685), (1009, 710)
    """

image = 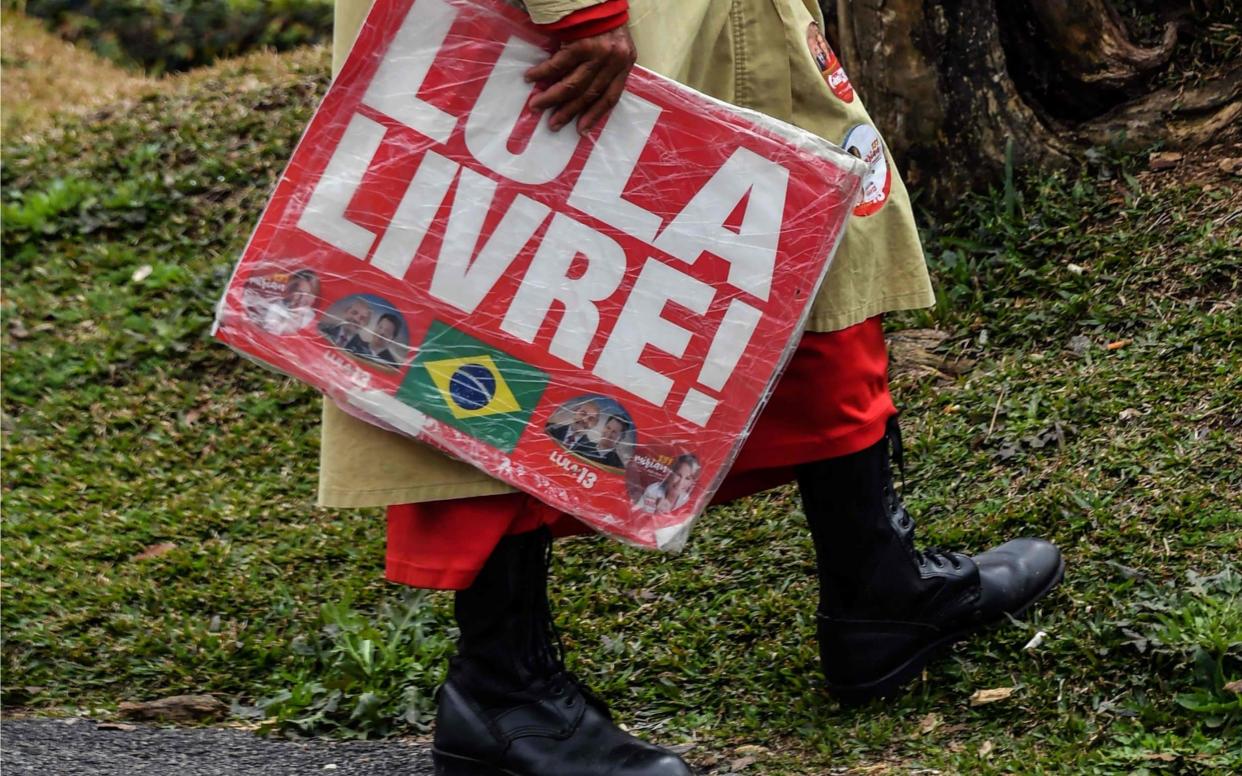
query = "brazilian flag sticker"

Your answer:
(398, 322), (549, 452)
